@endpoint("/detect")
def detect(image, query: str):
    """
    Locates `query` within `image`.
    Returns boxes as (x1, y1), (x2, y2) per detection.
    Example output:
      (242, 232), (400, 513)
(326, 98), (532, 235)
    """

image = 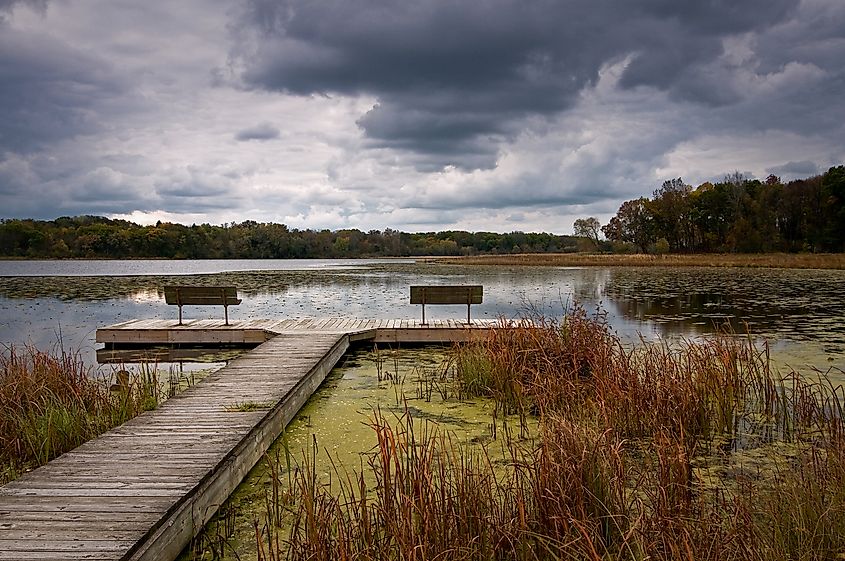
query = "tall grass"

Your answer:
(247, 307), (845, 560)
(0, 345), (160, 483)
(429, 252), (845, 269)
